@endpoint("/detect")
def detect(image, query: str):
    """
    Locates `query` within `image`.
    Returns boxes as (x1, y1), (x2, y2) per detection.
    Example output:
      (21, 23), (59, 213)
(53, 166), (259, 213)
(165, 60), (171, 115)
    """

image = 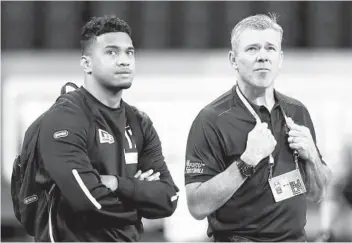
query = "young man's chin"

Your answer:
(113, 81), (133, 90)
(119, 81), (133, 89)
(103, 81), (132, 93)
